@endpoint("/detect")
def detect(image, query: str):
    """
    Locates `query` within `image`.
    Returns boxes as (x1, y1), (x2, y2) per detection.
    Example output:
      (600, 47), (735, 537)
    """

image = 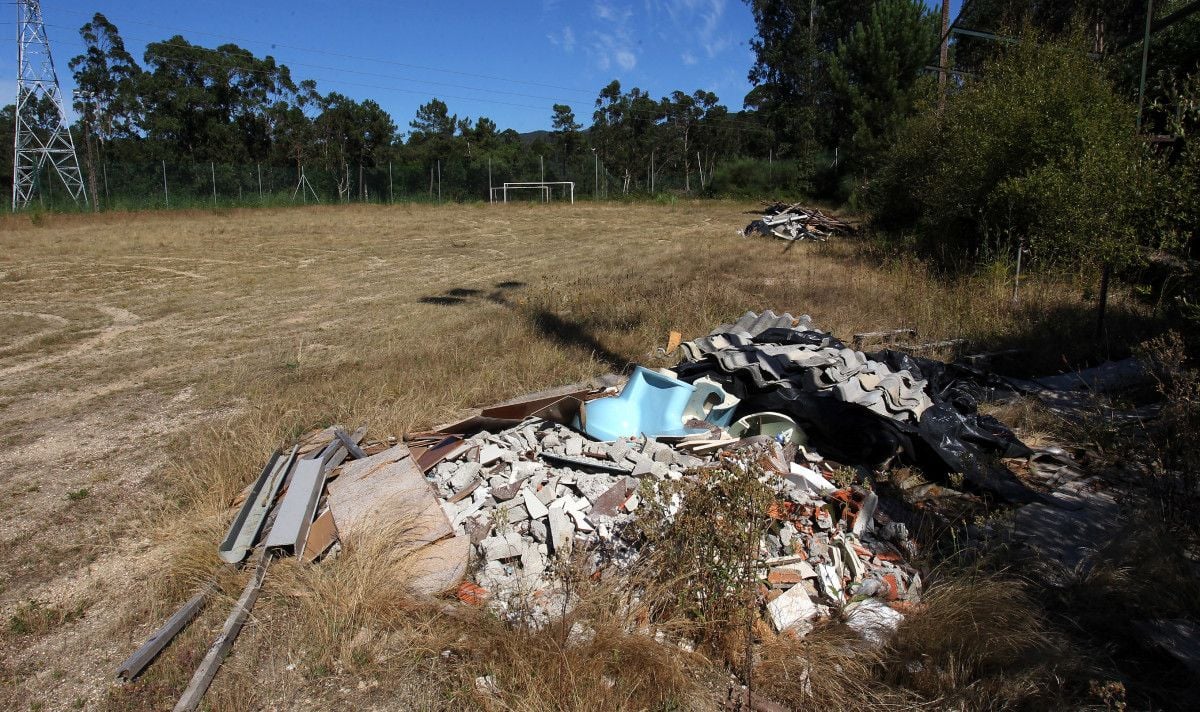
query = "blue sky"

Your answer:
(2, 1), (962, 134)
